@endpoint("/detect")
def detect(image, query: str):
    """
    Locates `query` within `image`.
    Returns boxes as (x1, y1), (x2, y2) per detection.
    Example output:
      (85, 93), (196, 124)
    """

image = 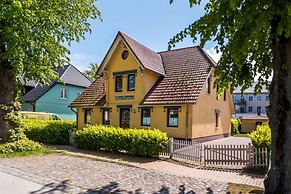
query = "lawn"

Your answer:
(226, 183), (264, 194)
(234, 133), (249, 138)
(0, 147), (60, 158)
